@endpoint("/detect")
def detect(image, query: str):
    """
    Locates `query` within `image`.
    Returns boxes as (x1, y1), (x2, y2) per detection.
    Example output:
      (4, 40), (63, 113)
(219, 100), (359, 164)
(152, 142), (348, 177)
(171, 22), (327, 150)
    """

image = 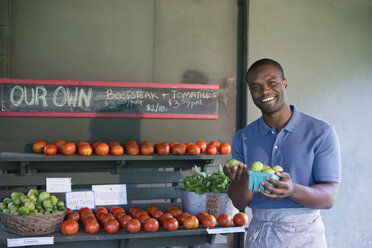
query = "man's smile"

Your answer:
(261, 96), (275, 103)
